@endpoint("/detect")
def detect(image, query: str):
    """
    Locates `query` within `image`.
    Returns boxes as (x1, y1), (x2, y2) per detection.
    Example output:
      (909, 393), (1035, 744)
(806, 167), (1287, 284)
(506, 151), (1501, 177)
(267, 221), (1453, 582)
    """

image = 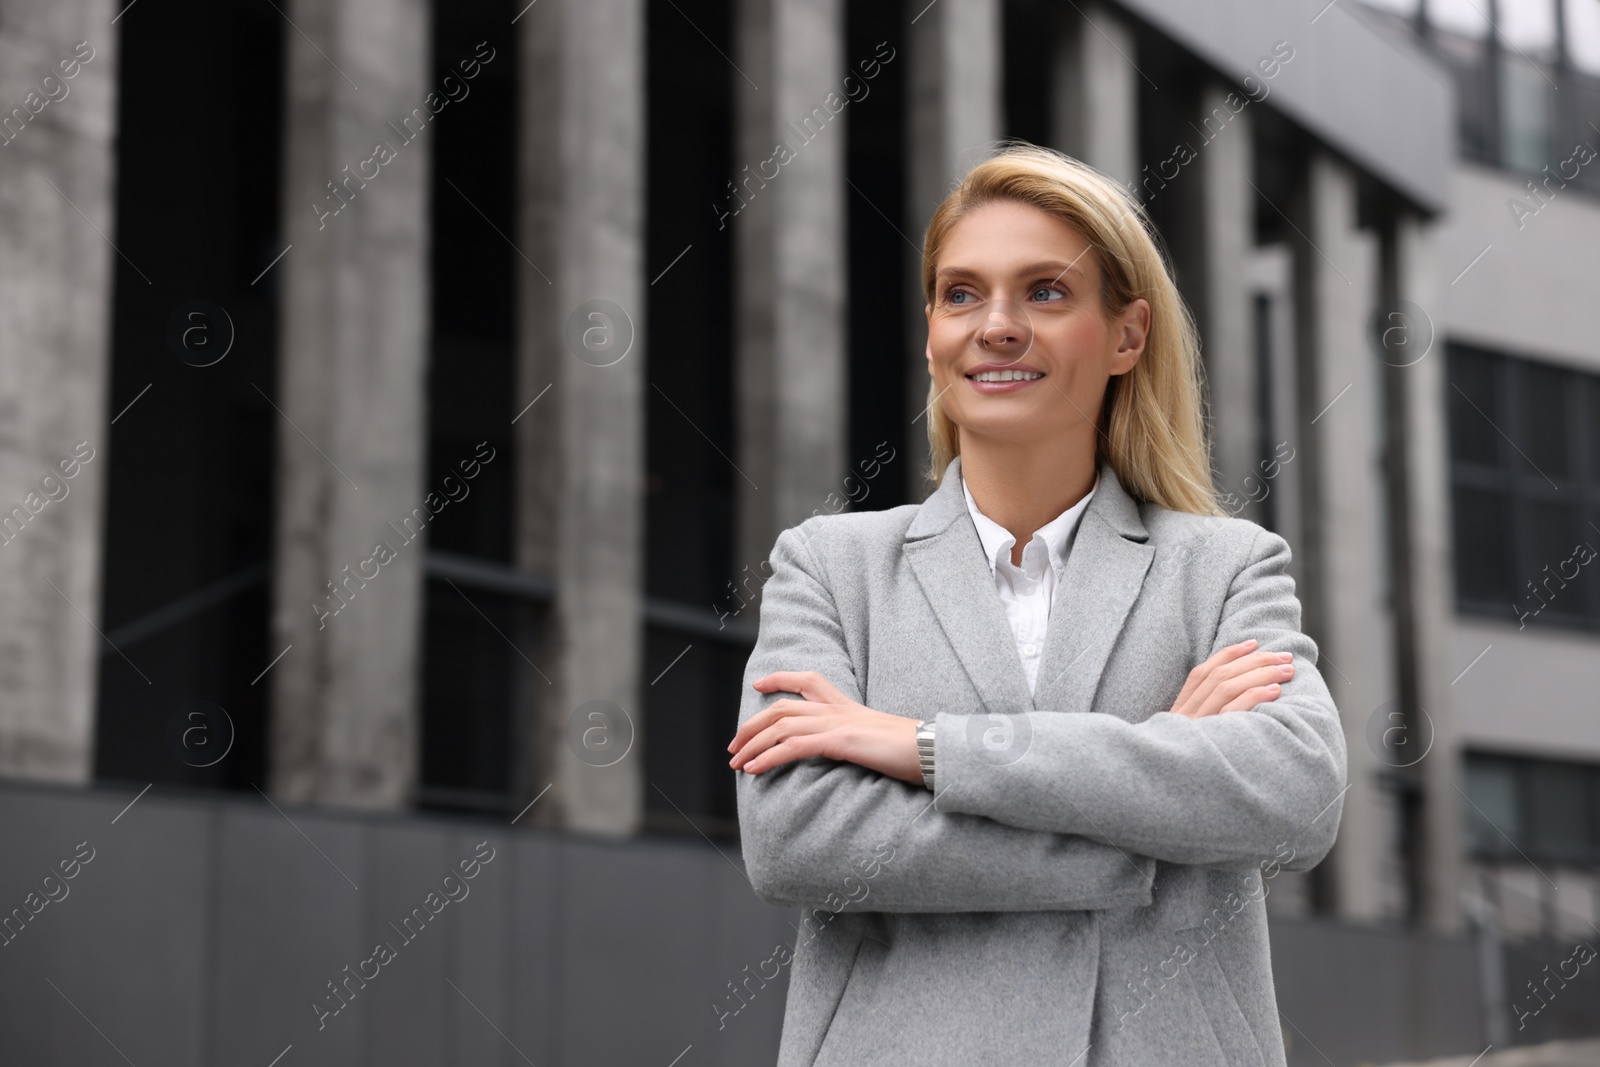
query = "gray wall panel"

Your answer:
(558, 835), (719, 1064)
(447, 826), (516, 1067)
(212, 803), (367, 1066)
(509, 831), (562, 1067)
(0, 785), (207, 1066)
(1271, 916), (1483, 1065)
(362, 821), (453, 1066)
(704, 852), (795, 1067)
